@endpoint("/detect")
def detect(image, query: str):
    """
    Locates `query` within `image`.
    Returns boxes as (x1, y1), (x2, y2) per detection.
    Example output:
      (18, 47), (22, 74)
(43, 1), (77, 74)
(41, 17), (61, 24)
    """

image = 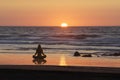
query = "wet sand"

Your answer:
(0, 53), (120, 67)
(0, 53), (120, 80)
